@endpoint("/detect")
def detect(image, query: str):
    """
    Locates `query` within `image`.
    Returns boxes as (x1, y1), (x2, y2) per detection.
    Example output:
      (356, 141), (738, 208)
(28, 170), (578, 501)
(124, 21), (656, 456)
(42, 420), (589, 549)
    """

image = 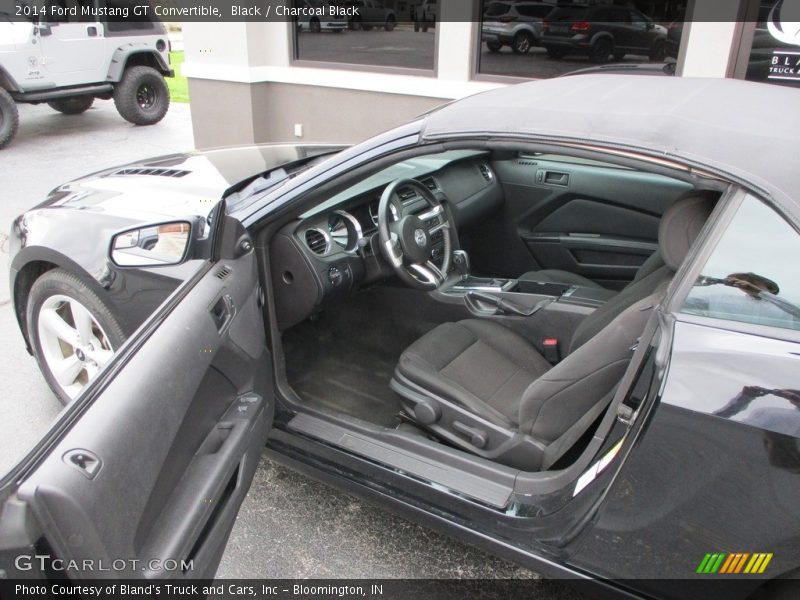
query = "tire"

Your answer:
(26, 269), (126, 404)
(0, 88), (19, 150)
(546, 46), (567, 59)
(309, 18), (321, 33)
(486, 41), (502, 53)
(384, 17), (396, 31)
(590, 38), (613, 63)
(651, 40), (667, 62)
(512, 31), (534, 54)
(612, 51), (626, 61)
(47, 96), (94, 115)
(113, 66), (170, 126)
